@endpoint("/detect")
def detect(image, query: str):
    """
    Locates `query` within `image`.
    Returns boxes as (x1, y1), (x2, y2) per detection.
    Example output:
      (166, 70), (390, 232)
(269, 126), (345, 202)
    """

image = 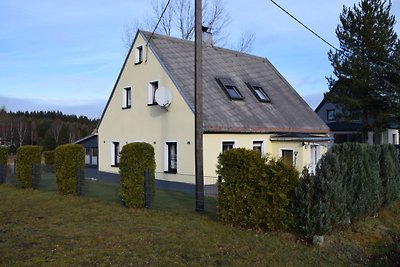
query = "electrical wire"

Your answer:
(270, 0), (340, 51)
(146, 0), (172, 46)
